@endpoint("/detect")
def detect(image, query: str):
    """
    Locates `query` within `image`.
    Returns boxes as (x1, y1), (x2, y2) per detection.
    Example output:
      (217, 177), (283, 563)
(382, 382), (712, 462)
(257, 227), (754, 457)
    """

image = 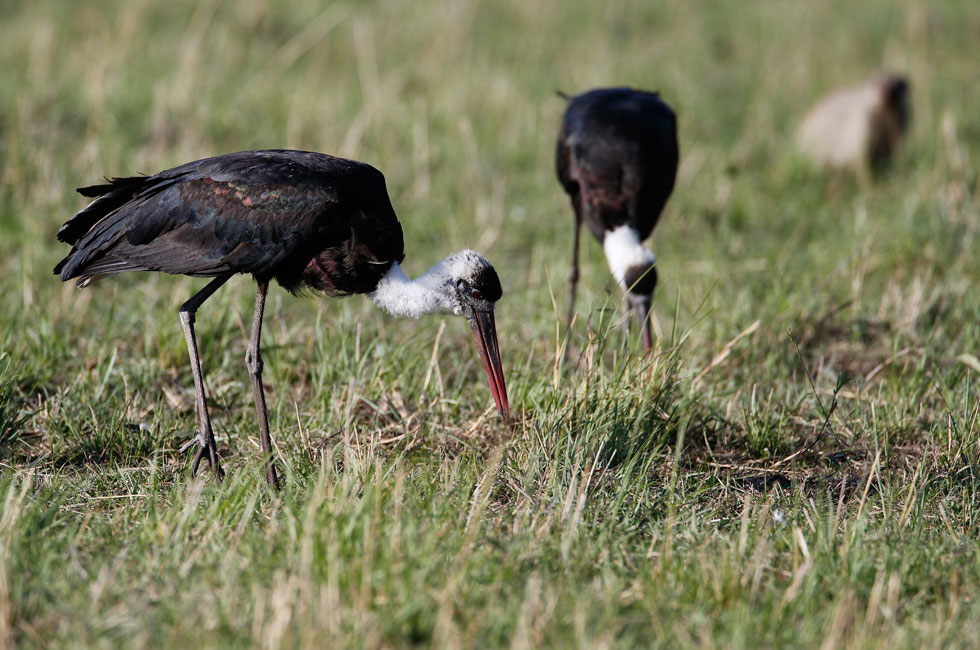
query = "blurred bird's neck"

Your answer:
(603, 225), (655, 290)
(370, 262), (454, 318)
